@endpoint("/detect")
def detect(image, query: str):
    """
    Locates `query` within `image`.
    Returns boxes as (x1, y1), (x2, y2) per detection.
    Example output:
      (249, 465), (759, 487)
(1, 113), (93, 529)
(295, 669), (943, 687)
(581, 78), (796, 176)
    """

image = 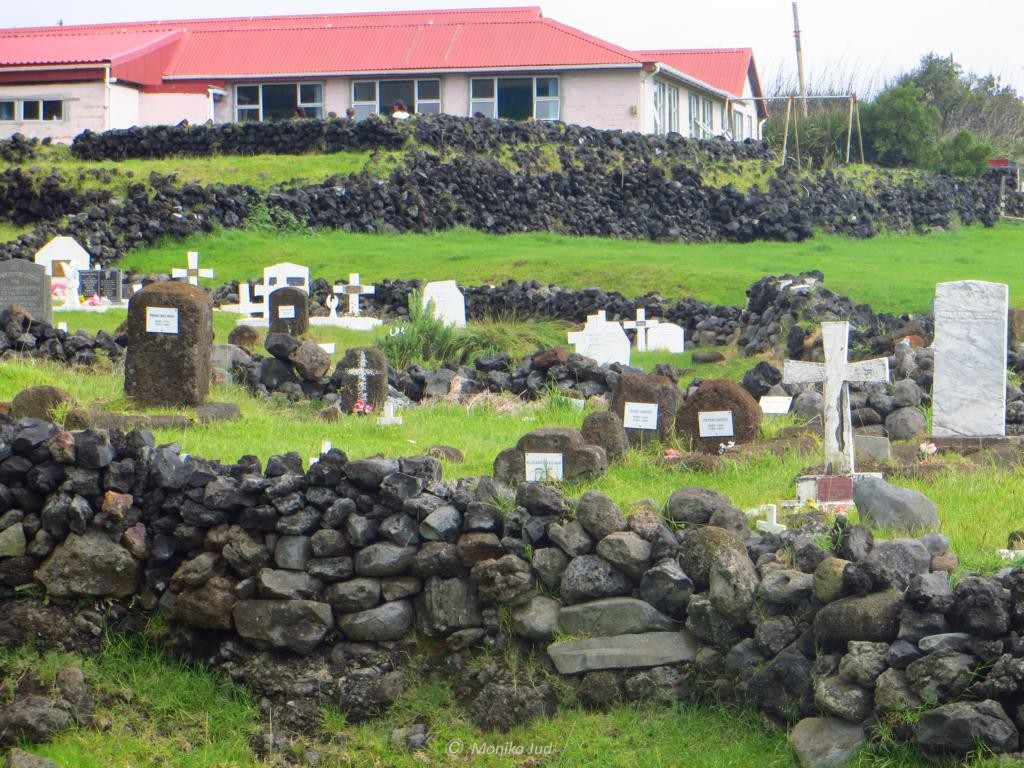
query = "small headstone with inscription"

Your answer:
(77, 268), (123, 303)
(675, 379), (762, 453)
(268, 286), (309, 336)
(0, 259), (52, 324)
(422, 280), (466, 328)
(646, 322), (685, 354)
(567, 311), (631, 366)
(493, 427), (607, 483)
(125, 281), (213, 406)
(334, 347), (389, 414)
(610, 371), (680, 448)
